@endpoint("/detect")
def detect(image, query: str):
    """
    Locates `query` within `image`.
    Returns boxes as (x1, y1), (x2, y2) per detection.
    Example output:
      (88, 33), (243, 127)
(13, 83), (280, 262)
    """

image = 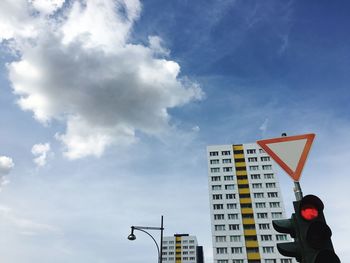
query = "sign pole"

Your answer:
(293, 181), (303, 201)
